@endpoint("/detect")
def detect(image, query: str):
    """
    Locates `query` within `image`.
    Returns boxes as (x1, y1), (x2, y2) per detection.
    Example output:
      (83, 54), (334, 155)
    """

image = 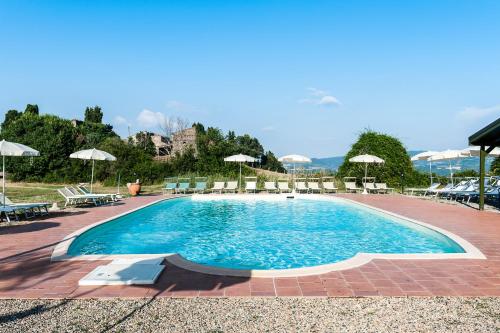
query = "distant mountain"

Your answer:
(305, 150), (495, 175)
(309, 156), (344, 171)
(408, 150), (493, 176)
